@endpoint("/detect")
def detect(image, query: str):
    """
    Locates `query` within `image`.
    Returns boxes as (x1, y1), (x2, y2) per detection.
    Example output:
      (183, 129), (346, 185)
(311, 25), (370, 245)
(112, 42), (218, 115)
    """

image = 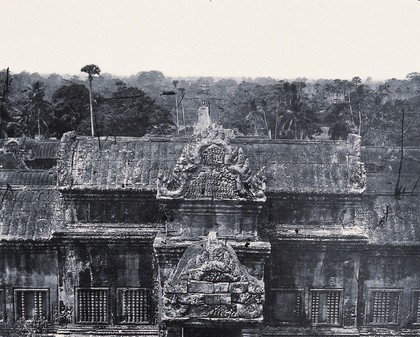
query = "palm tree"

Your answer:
(81, 64), (101, 137)
(178, 87), (187, 135)
(351, 76), (362, 135)
(18, 81), (52, 139)
(31, 81), (51, 139)
(278, 82), (320, 140)
(172, 80), (179, 134)
(0, 103), (13, 139)
(325, 103), (355, 140)
(0, 67), (14, 139)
